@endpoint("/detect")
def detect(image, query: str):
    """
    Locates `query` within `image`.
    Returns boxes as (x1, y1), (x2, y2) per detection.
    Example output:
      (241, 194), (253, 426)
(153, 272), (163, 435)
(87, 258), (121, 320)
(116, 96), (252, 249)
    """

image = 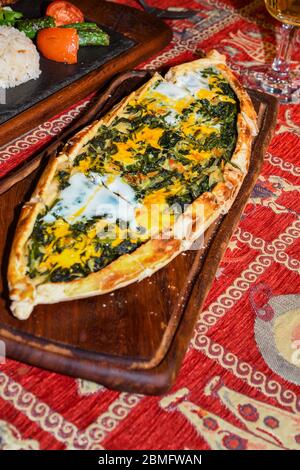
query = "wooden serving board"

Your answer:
(0, 78), (278, 395)
(0, 0), (172, 148)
